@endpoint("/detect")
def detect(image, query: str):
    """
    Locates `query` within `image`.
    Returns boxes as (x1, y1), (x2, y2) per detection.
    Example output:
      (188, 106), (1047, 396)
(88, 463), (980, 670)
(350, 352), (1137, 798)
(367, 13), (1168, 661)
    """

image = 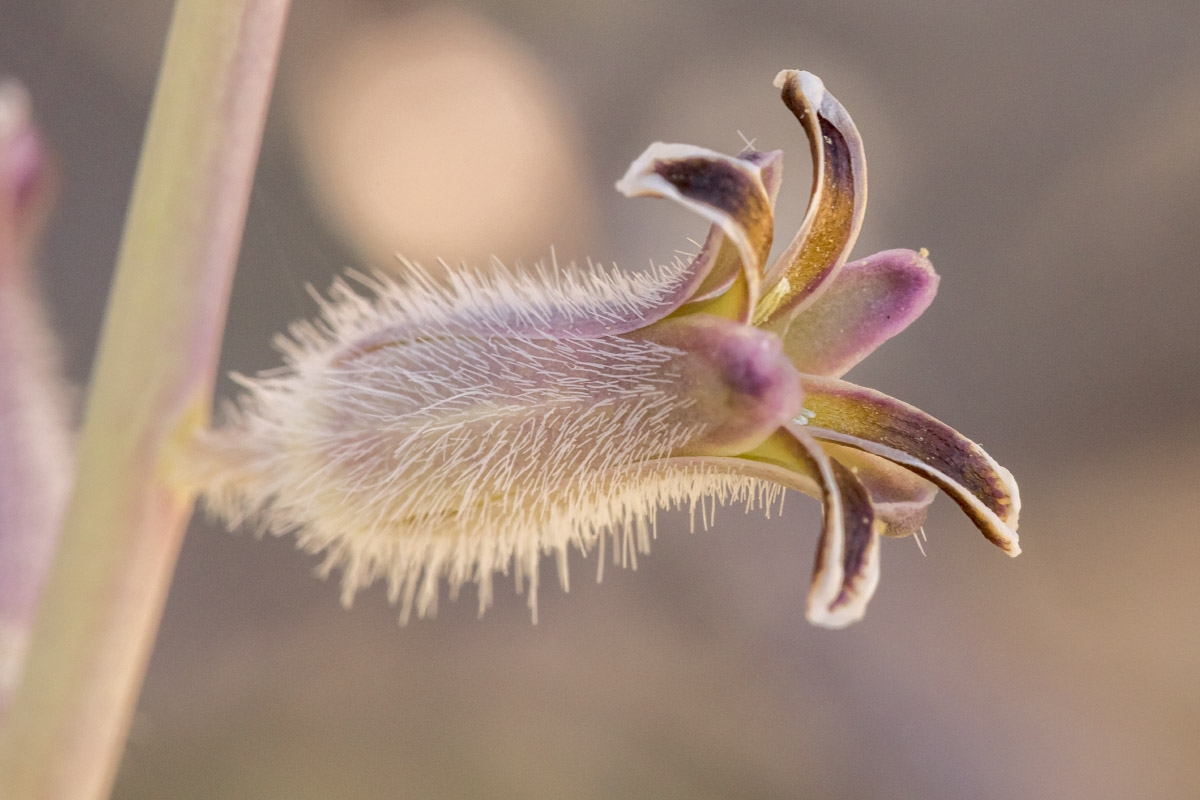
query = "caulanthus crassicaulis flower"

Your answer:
(193, 70), (1020, 628)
